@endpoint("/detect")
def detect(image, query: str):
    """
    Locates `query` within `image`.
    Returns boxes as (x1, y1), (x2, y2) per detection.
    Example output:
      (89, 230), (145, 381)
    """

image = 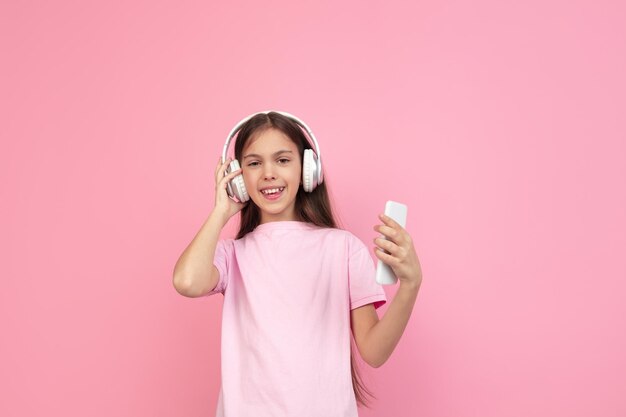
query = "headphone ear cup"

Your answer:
(233, 174), (249, 202)
(227, 160), (249, 202)
(302, 149), (317, 192)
